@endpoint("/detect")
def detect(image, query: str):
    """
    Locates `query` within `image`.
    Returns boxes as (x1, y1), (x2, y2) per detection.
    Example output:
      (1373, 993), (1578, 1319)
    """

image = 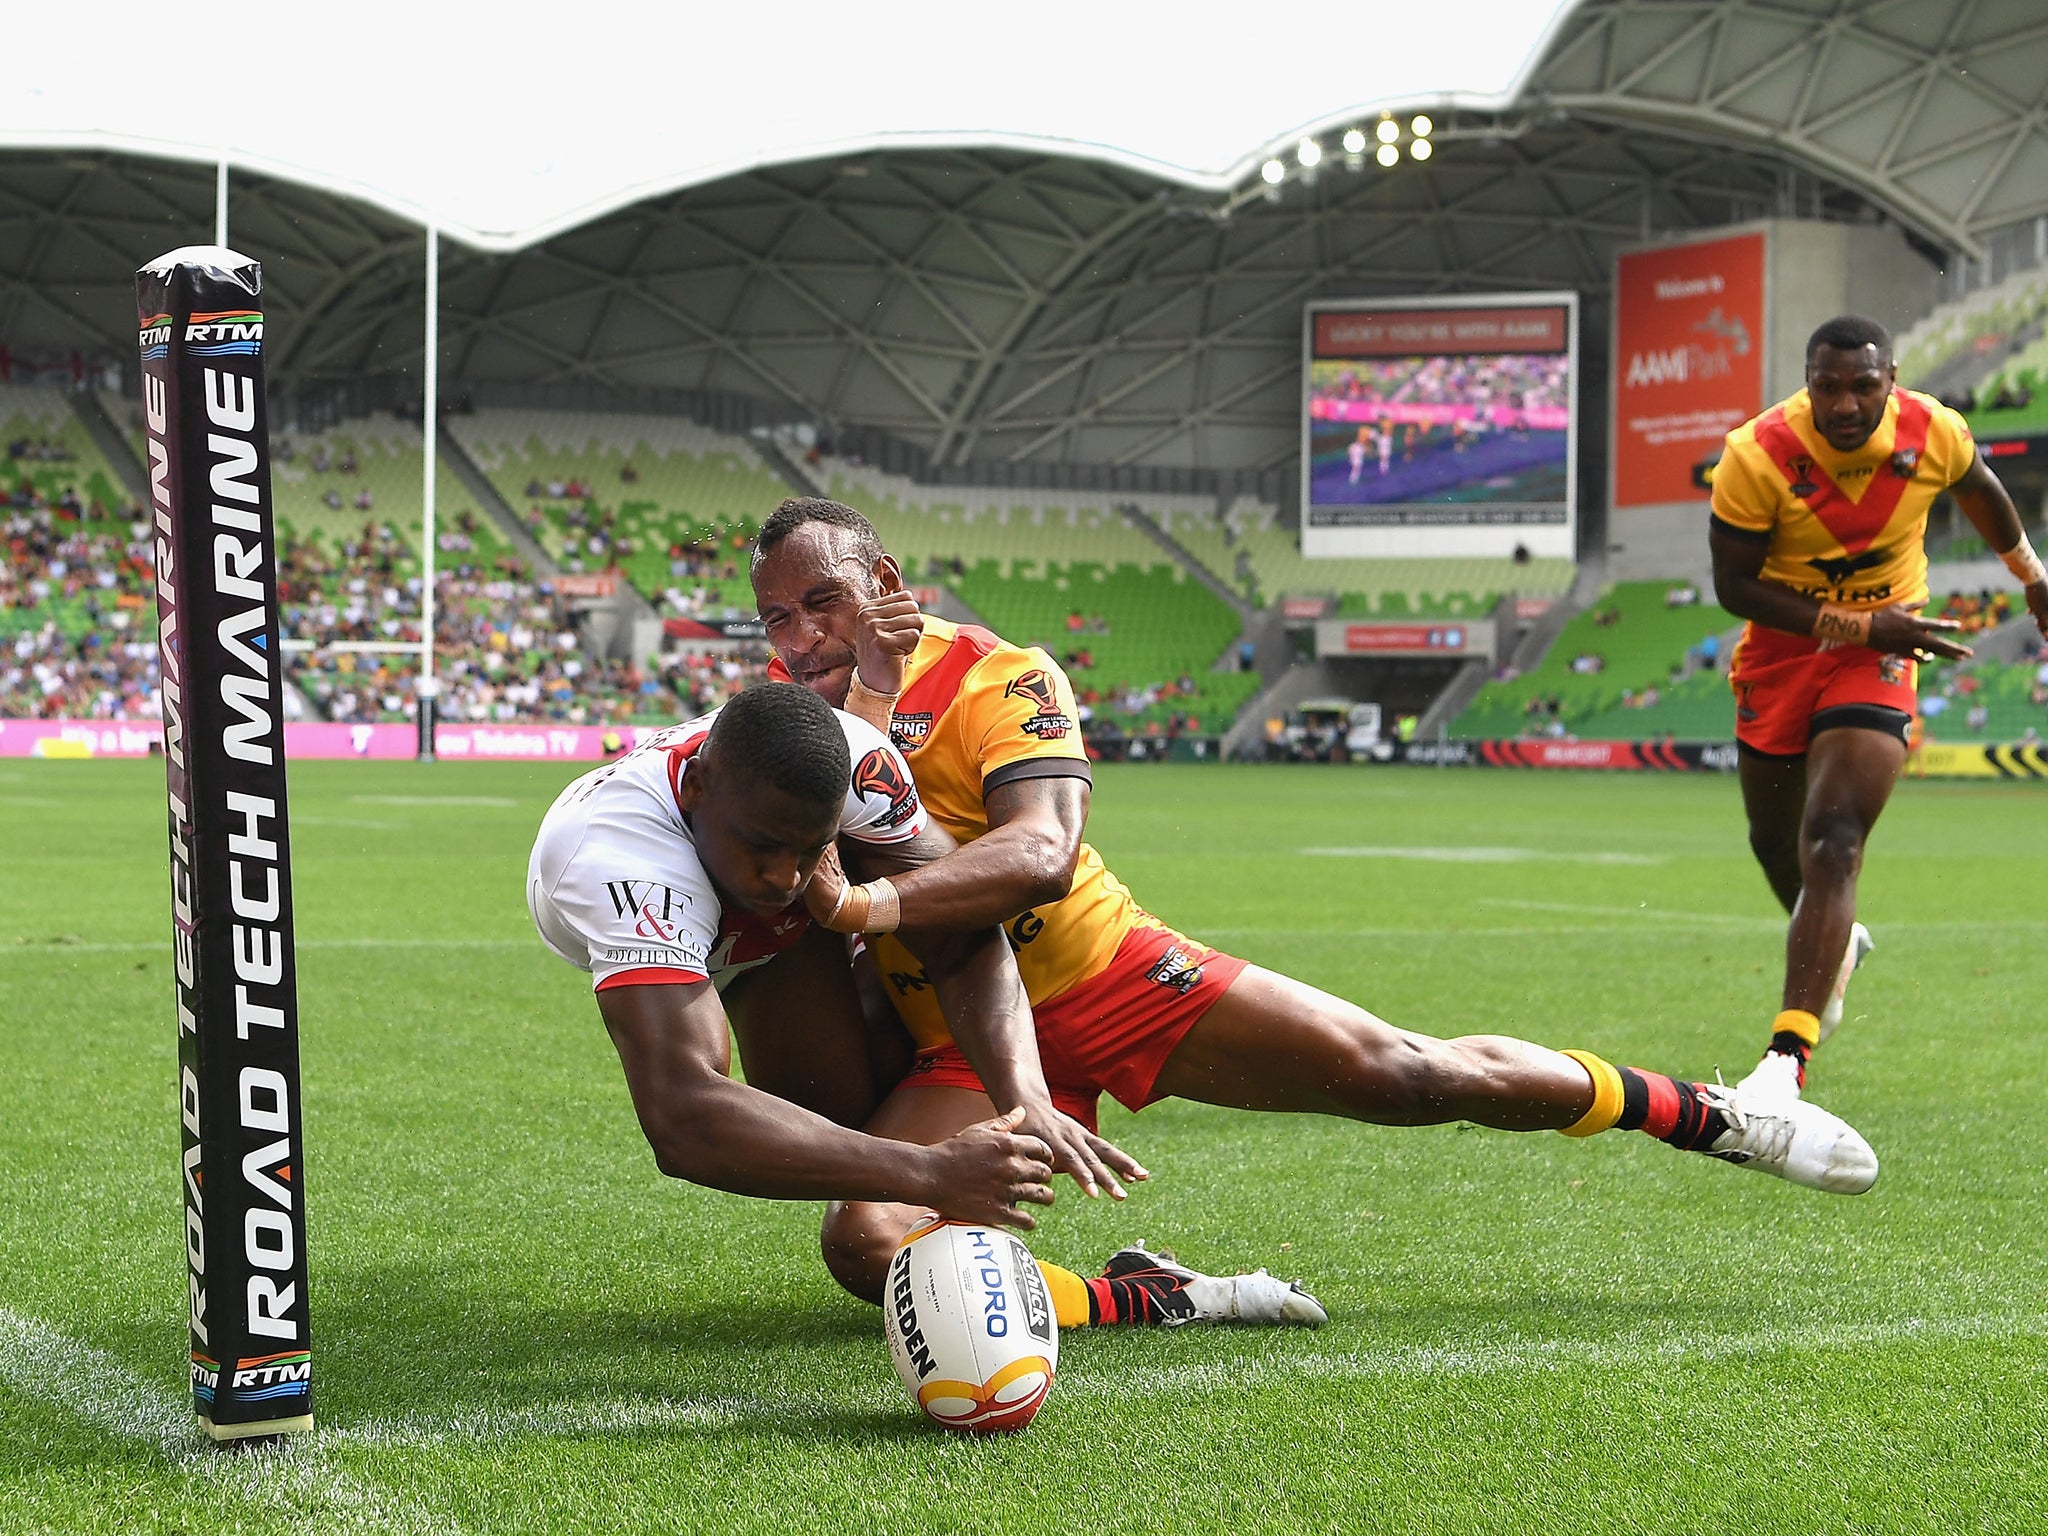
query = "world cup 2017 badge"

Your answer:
(1005, 669), (1074, 741)
(1890, 449), (1919, 479)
